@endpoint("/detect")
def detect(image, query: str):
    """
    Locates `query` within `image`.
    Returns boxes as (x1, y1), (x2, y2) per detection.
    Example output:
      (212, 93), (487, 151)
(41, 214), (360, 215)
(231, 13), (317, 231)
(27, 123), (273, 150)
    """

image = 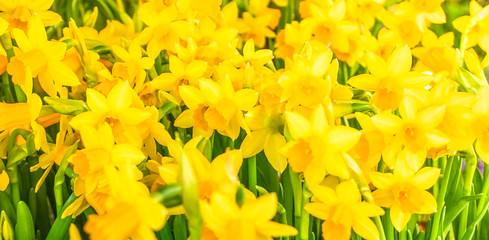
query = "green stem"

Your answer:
(458, 151), (477, 238)
(248, 156), (257, 196)
(299, 182), (311, 240)
(429, 156), (452, 240)
(477, 163), (489, 214)
(6, 165), (20, 206)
